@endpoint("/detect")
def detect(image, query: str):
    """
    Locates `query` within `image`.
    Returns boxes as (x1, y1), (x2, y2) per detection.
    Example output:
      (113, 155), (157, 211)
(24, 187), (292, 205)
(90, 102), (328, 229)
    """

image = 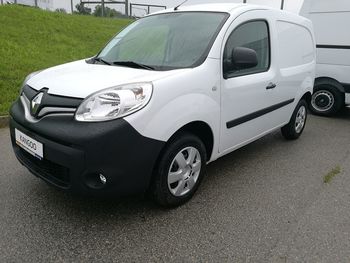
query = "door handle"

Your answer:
(266, 83), (276, 90)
